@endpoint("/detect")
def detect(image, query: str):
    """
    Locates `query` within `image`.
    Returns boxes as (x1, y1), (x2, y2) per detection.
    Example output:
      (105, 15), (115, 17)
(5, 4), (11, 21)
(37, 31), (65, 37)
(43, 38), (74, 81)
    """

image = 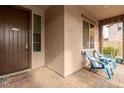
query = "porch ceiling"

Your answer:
(33, 5), (124, 20)
(33, 5), (50, 10)
(81, 5), (124, 20)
